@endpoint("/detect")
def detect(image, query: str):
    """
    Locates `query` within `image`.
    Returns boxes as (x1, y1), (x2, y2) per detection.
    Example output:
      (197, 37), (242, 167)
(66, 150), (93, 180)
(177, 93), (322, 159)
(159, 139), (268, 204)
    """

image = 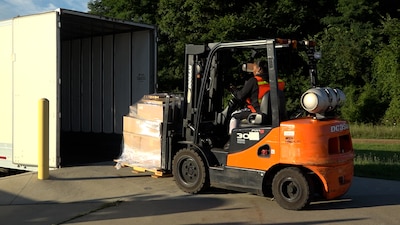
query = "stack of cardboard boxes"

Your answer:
(115, 96), (165, 170)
